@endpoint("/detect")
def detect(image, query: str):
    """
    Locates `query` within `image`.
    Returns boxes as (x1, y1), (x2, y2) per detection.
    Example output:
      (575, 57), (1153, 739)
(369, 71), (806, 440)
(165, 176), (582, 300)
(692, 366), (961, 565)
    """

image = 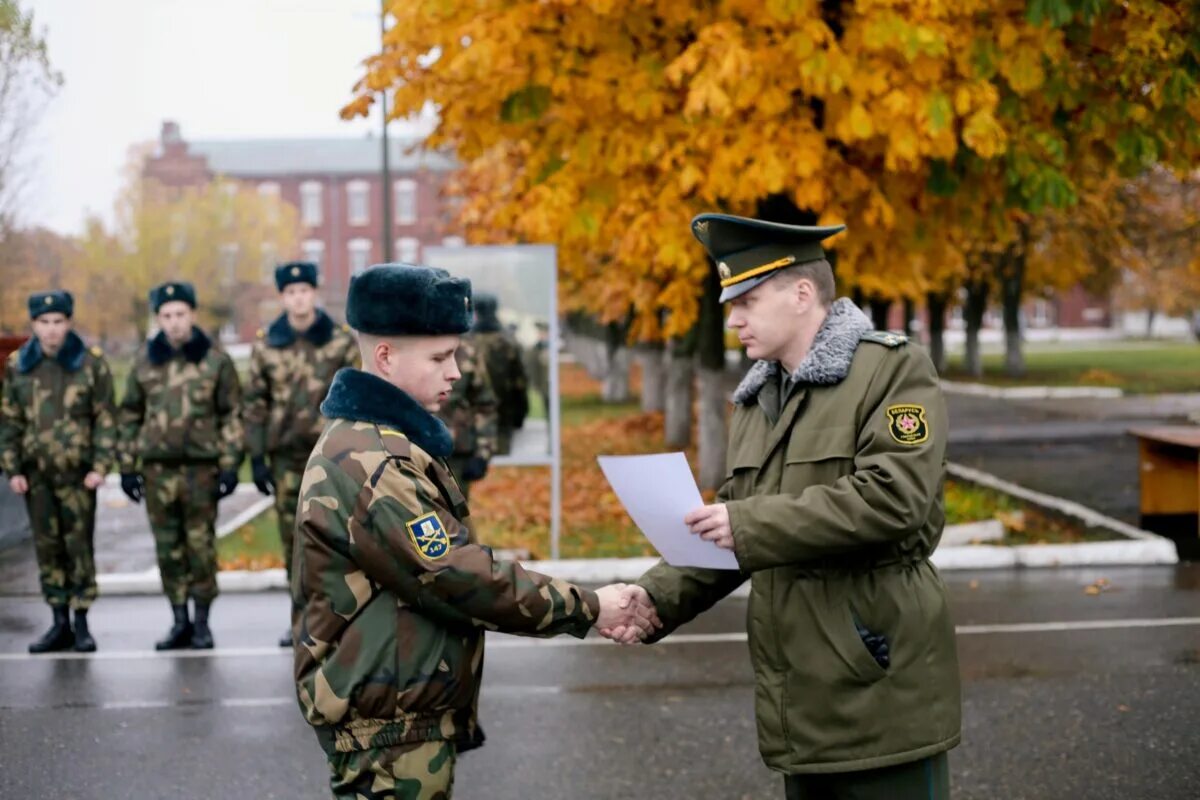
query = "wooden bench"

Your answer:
(1128, 426), (1200, 559)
